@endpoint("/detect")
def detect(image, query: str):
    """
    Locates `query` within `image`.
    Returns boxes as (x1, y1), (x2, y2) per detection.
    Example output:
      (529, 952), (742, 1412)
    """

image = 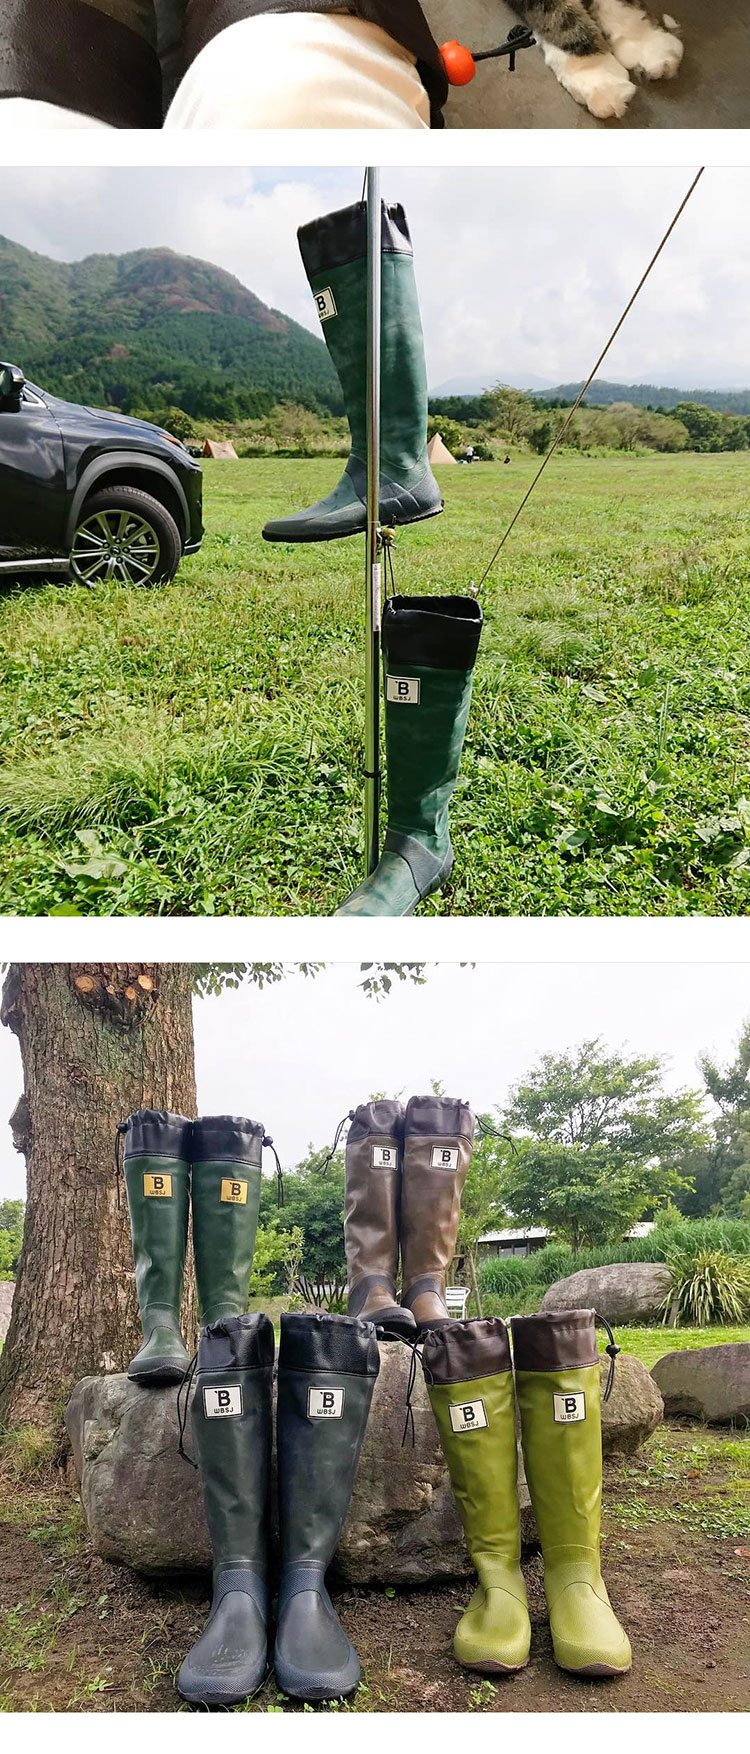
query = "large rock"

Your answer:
(541, 1262), (674, 1325)
(66, 1342), (661, 1584)
(652, 1343), (750, 1425)
(0, 1280), (14, 1346)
